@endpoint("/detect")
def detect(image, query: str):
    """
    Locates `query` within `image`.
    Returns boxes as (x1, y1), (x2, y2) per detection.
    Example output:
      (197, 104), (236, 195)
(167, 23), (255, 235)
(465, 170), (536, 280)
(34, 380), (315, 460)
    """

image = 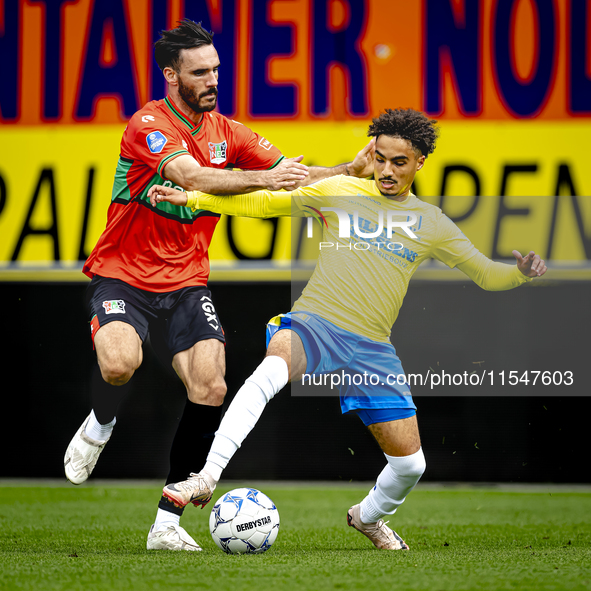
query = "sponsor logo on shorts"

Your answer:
(200, 295), (220, 330)
(102, 300), (126, 315)
(208, 140), (227, 164)
(147, 131), (167, 153)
